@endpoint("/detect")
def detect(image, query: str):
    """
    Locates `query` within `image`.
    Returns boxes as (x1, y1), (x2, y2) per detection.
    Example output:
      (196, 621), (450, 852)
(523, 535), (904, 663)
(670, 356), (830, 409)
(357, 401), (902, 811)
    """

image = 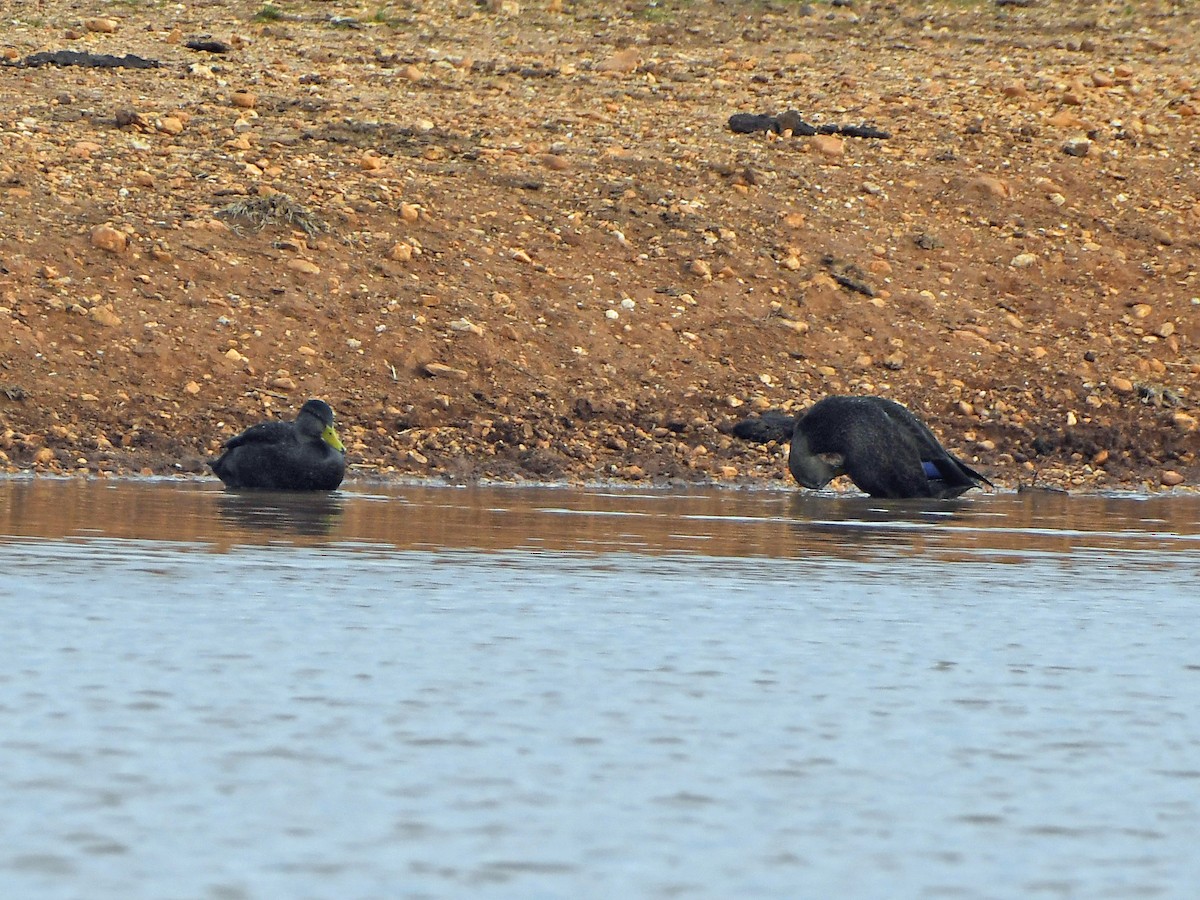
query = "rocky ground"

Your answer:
(0, 0), (1197, 492)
